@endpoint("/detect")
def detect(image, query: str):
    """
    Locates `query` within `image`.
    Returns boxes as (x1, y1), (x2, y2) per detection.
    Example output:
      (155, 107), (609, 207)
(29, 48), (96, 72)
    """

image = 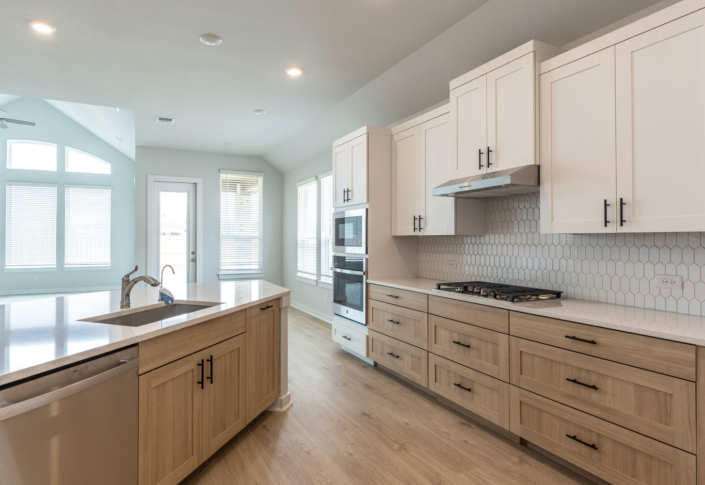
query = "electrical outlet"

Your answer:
(656, 275), (683, 290)
(447, 259), (457, 269)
